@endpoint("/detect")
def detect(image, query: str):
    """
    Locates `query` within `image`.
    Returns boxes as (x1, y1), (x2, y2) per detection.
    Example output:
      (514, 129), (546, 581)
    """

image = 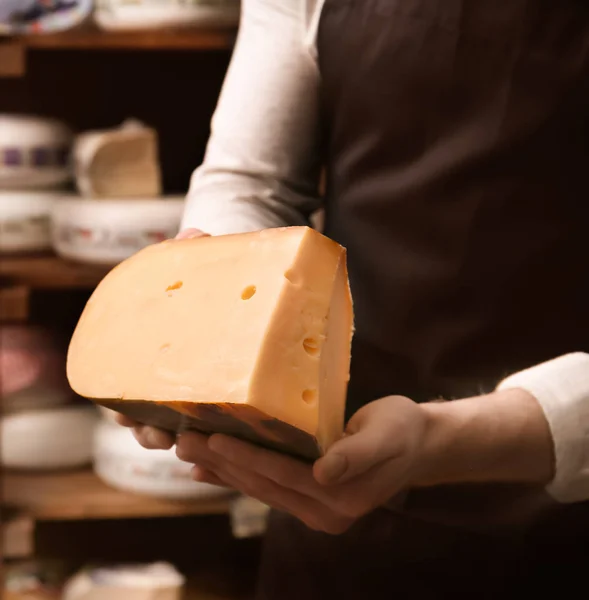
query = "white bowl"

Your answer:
(51, 197), (185, 266)
(0, 191), (59, 254)
(93, 420), (234, 500)
(1, 405), (99, 470)
(94, 0), (240, 31)
(0, 114), (72, 190)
